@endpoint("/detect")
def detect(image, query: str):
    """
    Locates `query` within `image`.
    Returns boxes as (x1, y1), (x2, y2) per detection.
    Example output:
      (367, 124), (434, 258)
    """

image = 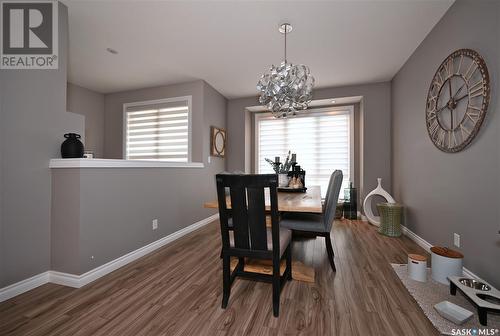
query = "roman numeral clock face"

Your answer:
(426, 49), (490, 153)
